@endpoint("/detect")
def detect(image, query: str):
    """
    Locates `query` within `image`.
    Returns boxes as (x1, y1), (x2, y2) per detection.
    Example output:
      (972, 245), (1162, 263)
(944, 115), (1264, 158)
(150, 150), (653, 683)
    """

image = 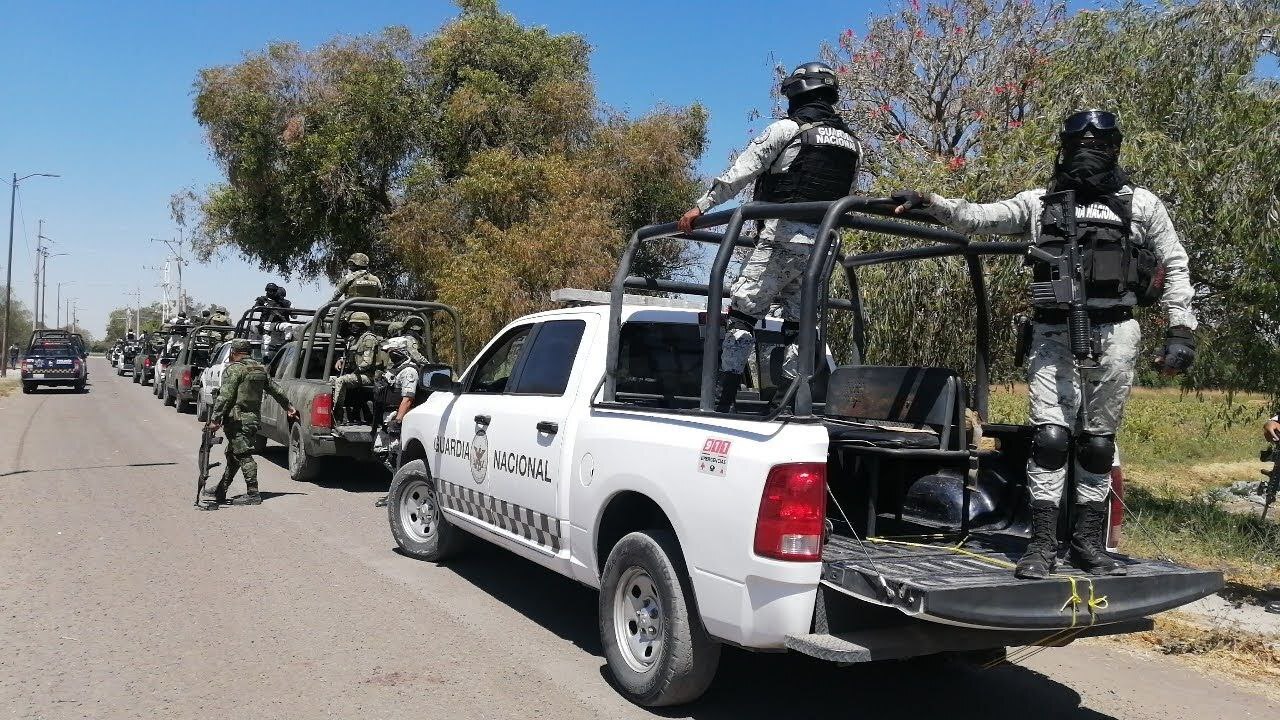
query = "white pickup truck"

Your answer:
(386, 291), (1221, 706)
